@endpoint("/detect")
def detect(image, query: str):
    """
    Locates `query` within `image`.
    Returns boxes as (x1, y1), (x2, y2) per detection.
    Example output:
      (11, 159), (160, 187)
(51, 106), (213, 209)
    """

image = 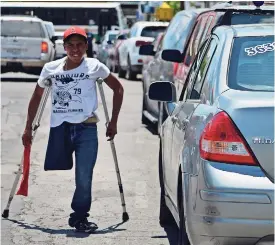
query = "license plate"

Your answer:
(6, 48), (21, 55)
